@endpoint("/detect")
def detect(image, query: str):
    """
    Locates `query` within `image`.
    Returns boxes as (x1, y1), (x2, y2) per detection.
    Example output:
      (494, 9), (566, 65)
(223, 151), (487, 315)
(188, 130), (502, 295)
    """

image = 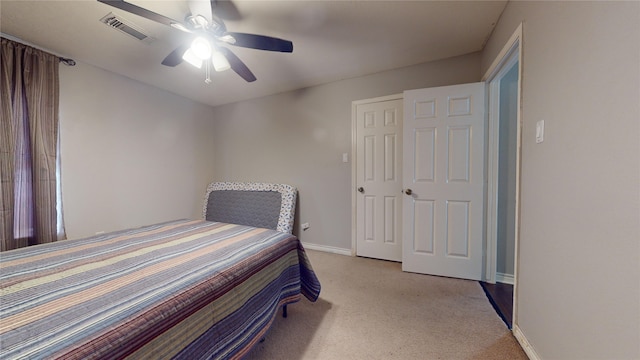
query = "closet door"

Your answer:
(355, 97), (403, 262)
